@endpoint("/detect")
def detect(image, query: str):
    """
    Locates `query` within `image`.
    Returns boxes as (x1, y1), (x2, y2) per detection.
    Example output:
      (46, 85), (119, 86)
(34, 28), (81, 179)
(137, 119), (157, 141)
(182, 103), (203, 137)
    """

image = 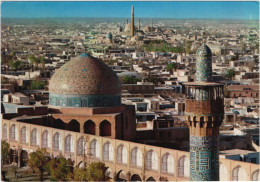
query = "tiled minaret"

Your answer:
(184, 44), (224, 181)
(130, 6), (135, 37)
